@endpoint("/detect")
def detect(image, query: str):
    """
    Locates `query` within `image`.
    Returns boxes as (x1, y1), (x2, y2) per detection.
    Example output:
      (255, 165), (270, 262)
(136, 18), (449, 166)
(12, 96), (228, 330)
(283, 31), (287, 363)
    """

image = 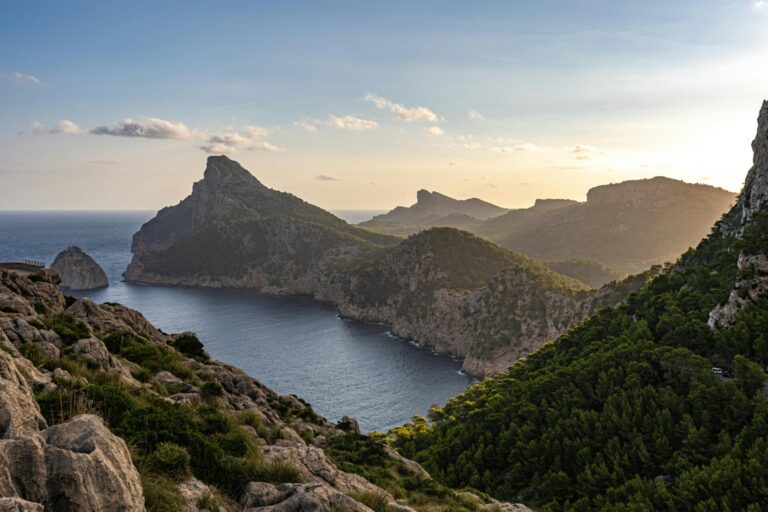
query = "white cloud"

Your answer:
(315, 174), (338, 181)
(423, 126), (445, 136)
(26, 121), (46, 135)
(294, 119), (320, 133)
(492, 142), (542, 153)
(242, 125), (269, 139)
(50, 119), (82, 134)
(755, 1), (767, 7)
(327, 115), (378, 131)
(199, 127), (279, 154)
(570, 144), (607, 160)
(3, 71), (42, 86)
(364, 93), (439, 122)
(468, 110), (485, 120)
(91, 117), (195, 139)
